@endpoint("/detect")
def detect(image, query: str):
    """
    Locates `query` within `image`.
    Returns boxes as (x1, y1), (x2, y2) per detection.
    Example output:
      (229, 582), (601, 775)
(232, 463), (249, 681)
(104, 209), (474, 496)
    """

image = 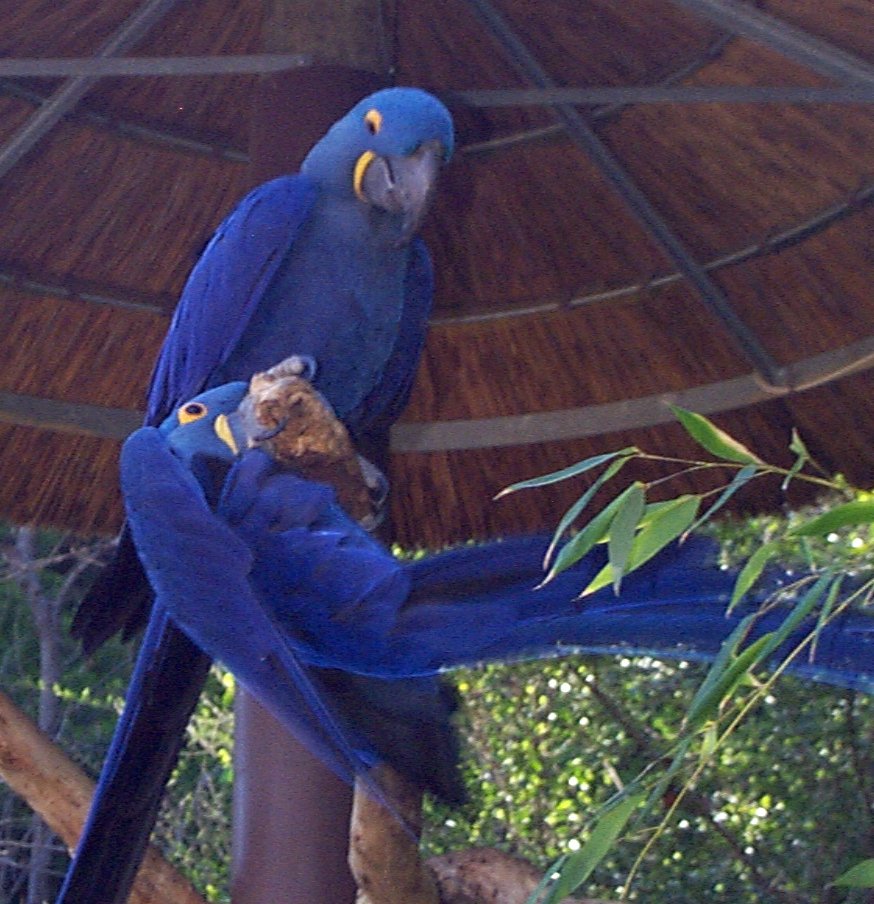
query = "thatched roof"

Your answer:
(1, 0), (873, 547)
